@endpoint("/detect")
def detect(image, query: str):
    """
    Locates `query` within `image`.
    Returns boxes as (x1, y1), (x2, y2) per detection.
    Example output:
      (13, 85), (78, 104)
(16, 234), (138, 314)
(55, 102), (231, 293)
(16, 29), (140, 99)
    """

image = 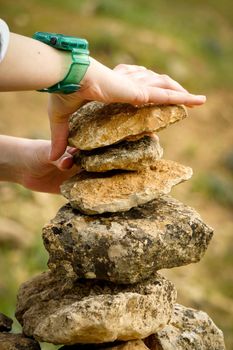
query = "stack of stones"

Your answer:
(12, 102), (225, 350)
